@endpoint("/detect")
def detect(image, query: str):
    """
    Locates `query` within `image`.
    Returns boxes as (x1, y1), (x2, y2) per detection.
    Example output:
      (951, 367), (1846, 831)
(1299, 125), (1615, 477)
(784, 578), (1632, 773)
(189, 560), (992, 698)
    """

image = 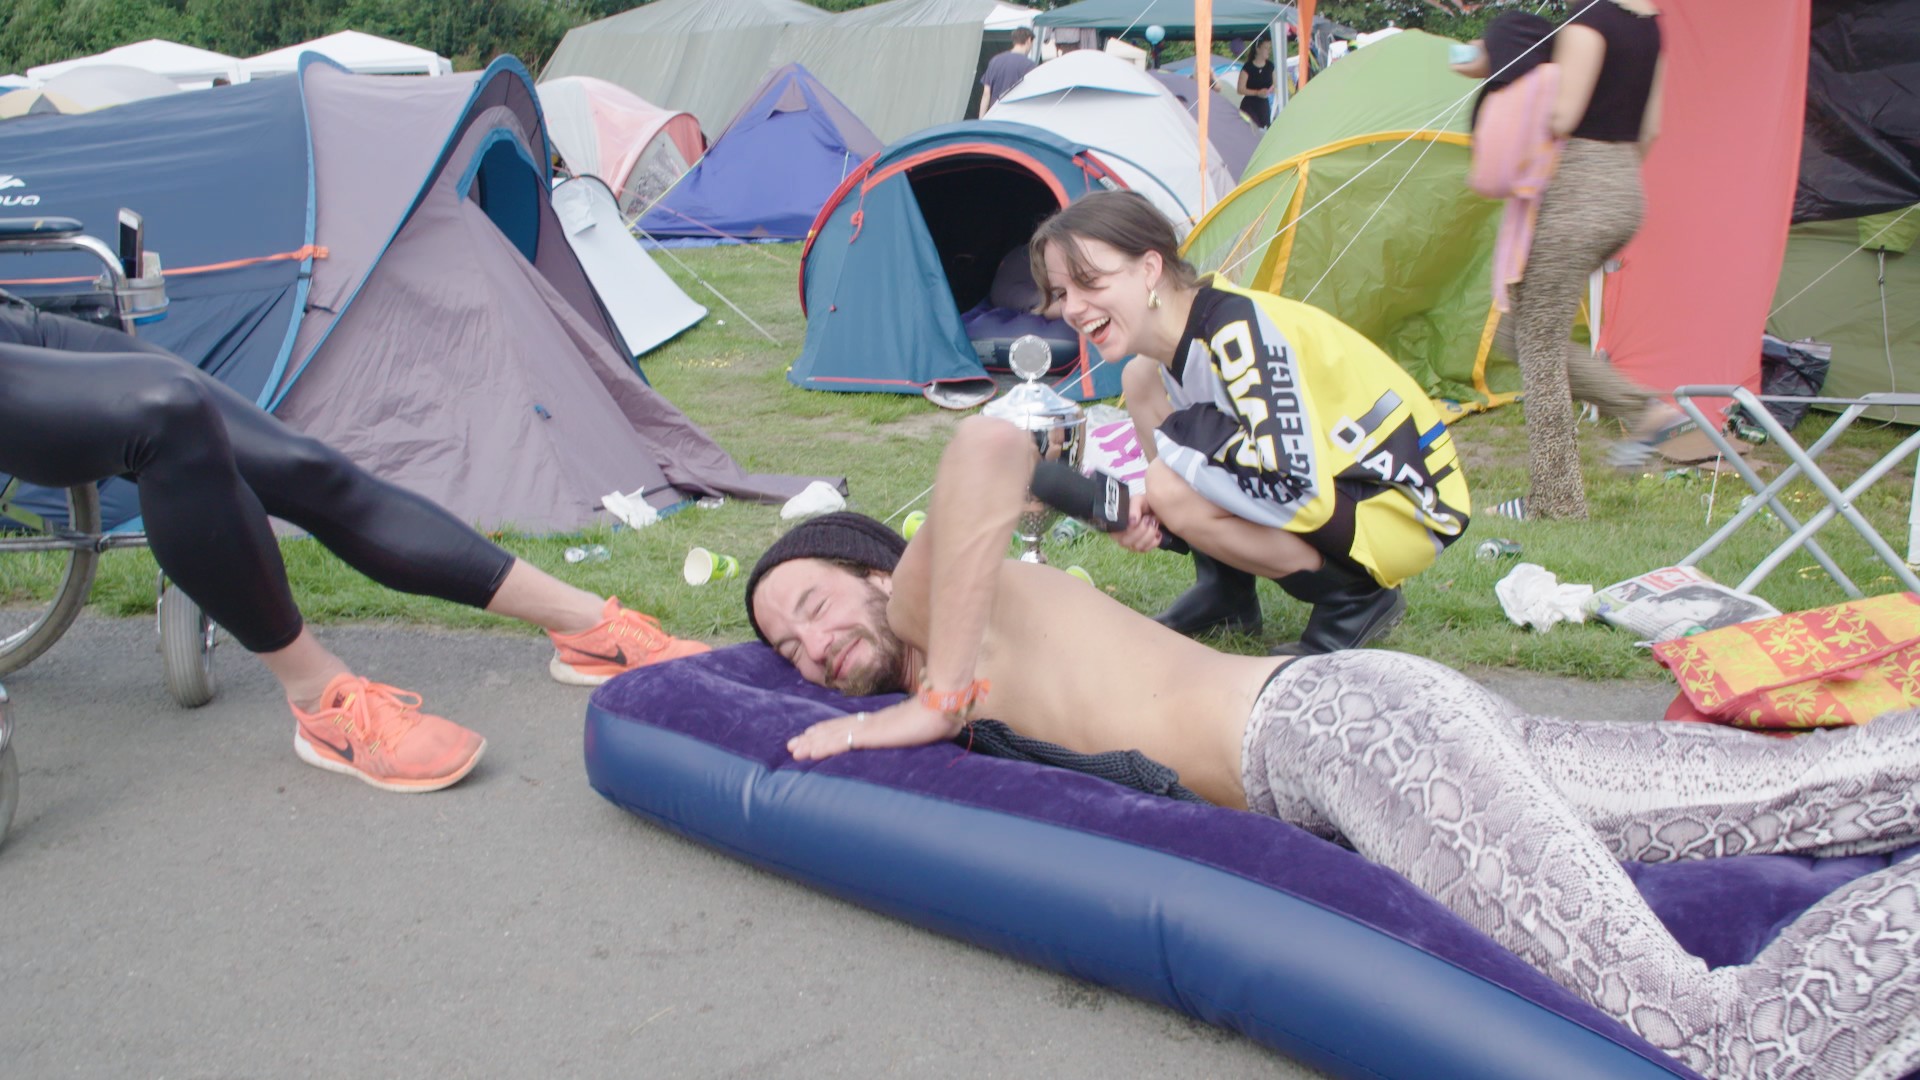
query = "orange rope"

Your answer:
(0, 245), (328, 286)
